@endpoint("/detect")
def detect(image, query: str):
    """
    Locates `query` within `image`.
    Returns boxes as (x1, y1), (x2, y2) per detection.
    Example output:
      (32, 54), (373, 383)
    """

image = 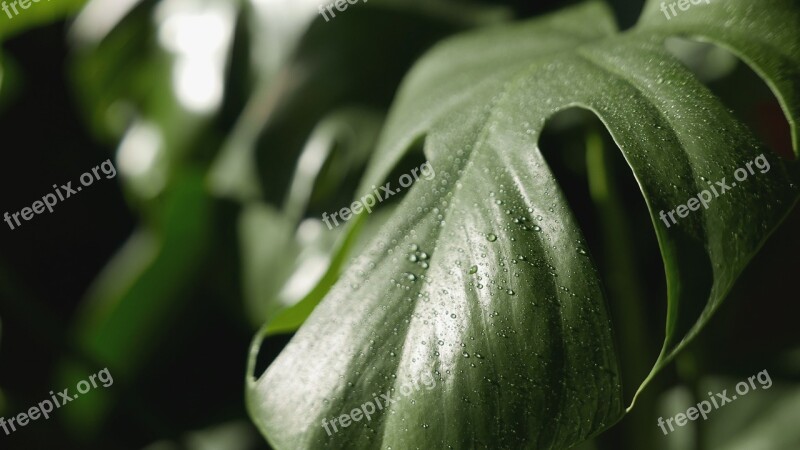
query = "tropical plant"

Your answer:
(1, 0), (798, 449)
(246, 0), (800, 448)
